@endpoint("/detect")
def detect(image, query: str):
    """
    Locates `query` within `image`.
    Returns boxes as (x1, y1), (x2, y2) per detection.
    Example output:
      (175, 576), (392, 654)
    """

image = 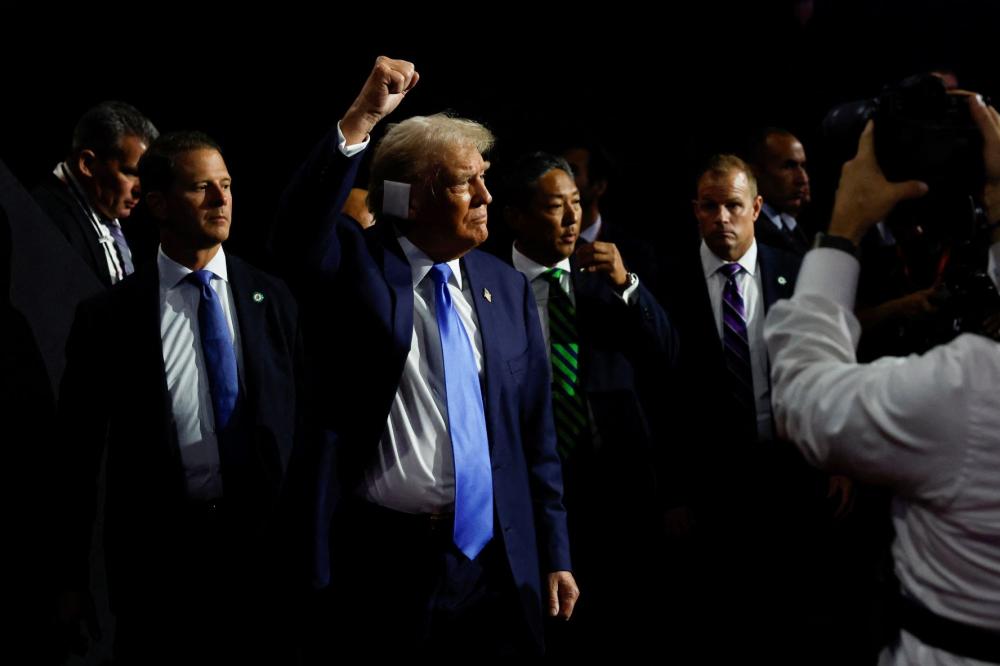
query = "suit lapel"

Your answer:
(758, 245), (795, 313)
(222, 254), (289, 489)
(461, 251), (501, 453)
(375, 224), (415, 358)
(226, 255), (263, 414)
